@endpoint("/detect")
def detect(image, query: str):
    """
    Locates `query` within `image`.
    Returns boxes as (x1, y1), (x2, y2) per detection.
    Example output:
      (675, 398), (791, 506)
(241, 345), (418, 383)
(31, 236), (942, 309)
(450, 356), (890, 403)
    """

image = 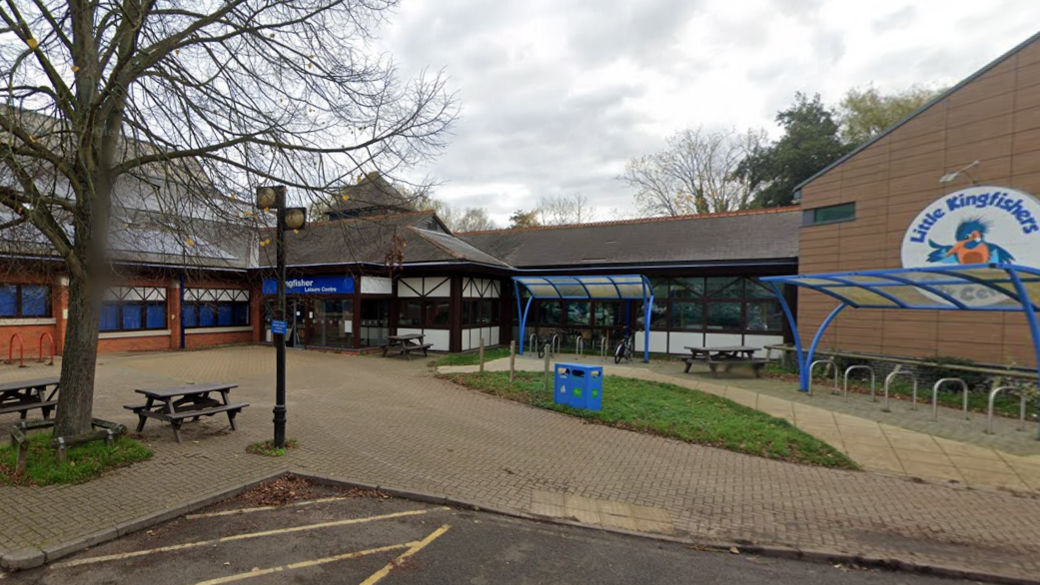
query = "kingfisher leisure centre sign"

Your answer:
(901, 185), (1040, 305)
(262, 276), (355, 295)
